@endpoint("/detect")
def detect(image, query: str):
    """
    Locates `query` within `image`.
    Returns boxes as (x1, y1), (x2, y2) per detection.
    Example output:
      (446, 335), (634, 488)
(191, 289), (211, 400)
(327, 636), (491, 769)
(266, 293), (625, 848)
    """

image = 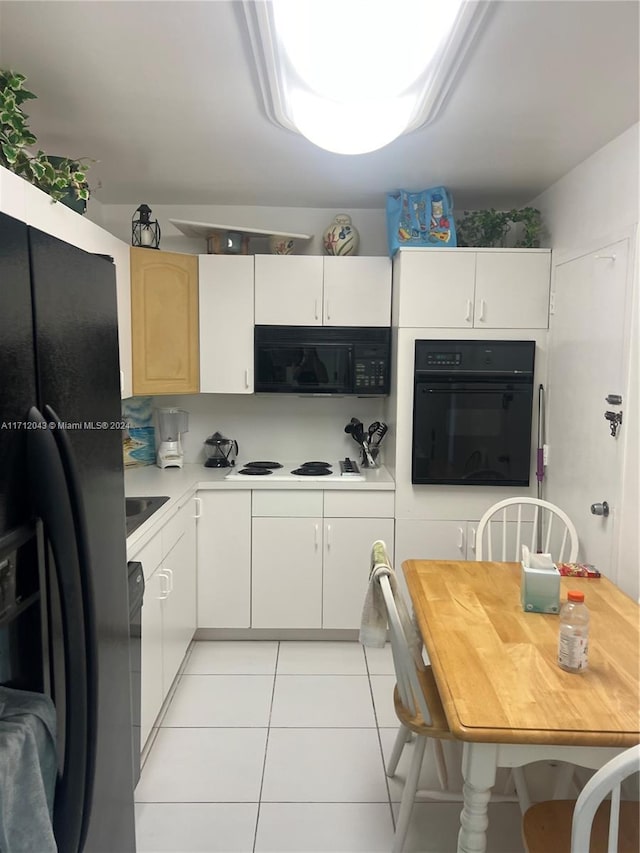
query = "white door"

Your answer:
(322, 517), (394, 628)
(254, 255), (323, 325)
(322, 256), (391, 326)
(251, 517), (323, 627)
(197, 491), (251, 628)
(199, 255), (254, 393)
(474, 251), (551, 328)
(546, 239), (629, 577)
